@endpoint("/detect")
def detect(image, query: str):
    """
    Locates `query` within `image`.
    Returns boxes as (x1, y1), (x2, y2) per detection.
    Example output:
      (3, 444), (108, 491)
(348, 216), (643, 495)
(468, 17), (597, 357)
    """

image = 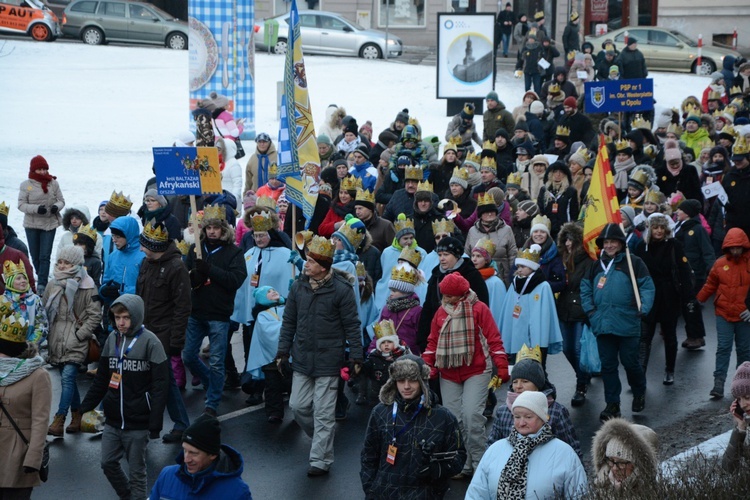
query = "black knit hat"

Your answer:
(139, 221), (170, 253)
(678, 199), (702, 219)
(435, 236), (463, 258)
(395, 108), (409, 125)
(182, 414), (221, 456)
(511, 358), (546, 391)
